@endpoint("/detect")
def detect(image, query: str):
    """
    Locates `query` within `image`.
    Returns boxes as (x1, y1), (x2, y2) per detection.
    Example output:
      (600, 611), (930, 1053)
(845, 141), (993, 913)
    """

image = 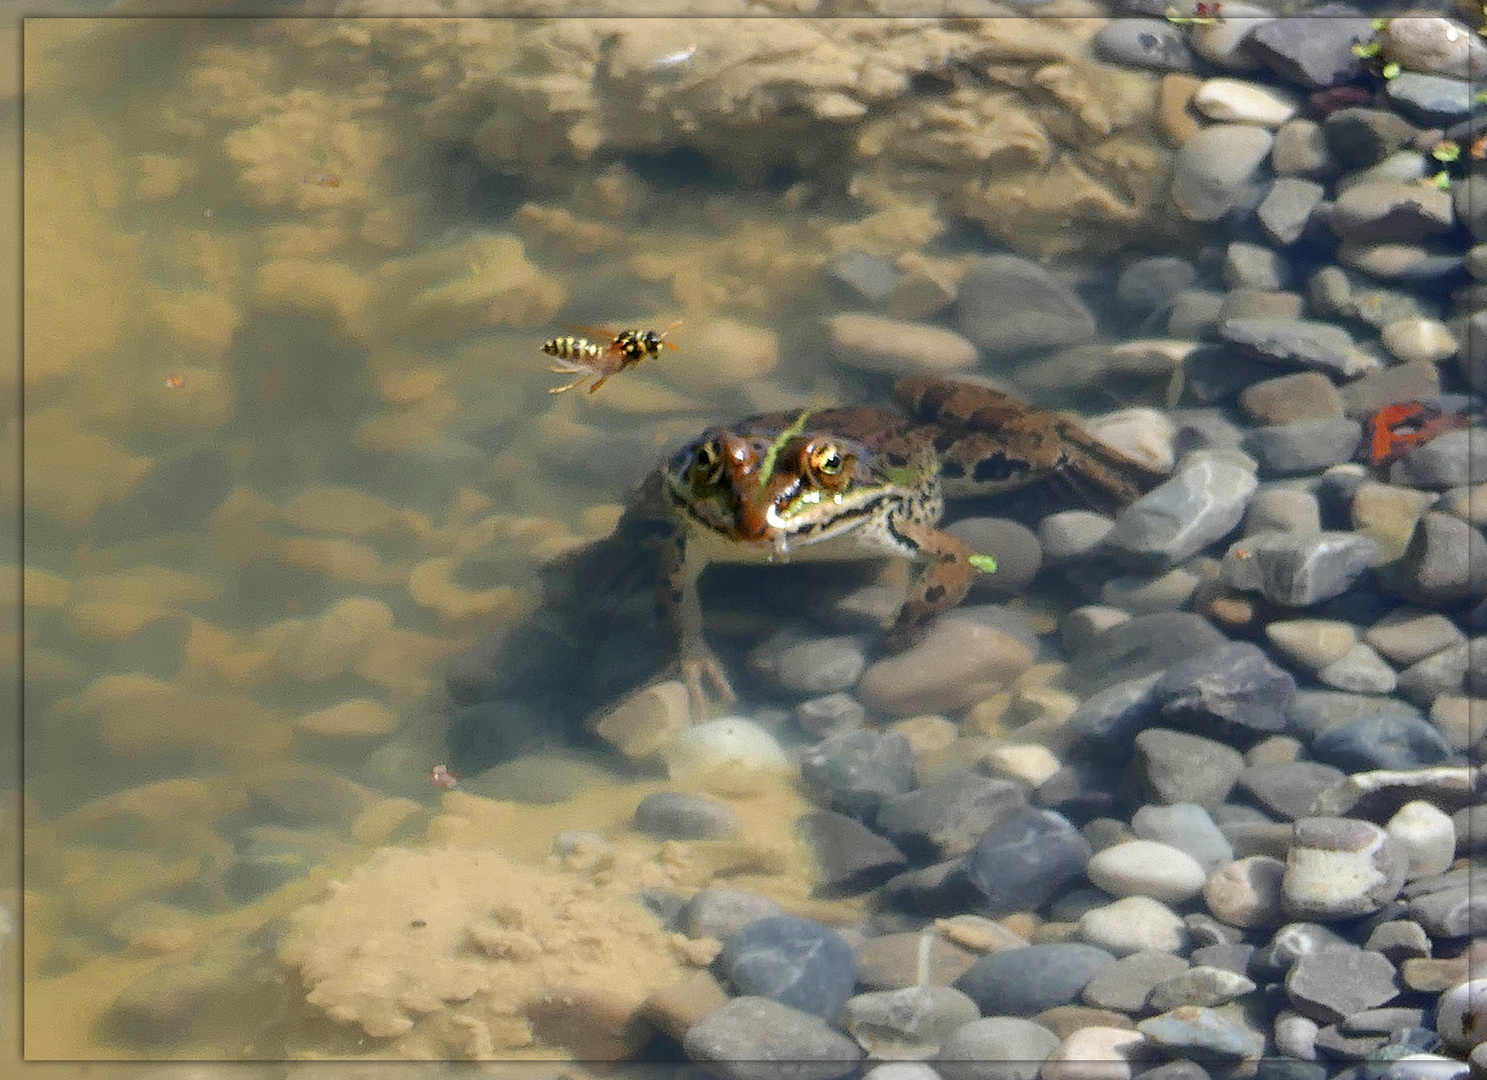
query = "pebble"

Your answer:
(1284, 944), (1401, 1024)
(1133, 728), (1244, 807)
(1331, 182), (1455, 244)
(1258, 178), (1327, 246)
(1265, 618), (1357, 670)
(1040, 510), (1116, 561)
(1224, 241), (1290, 292)
(1237, 371), (1344, 425)
(827, 312), (978, 374)
(1086, 840), (1207, 905)
(827, 252), (900, 304)
(1078, 896), (1189, 956)
(682, 887), (784, 943)
(1282, 817), (1407, 920)
(955, 254), (1096, 355)
(1380, 14), (1487, 80)
(1324, 107), (1420, 168)
(956, 943), (1116, 1018)
(717, 916), (858, 1022)
(1130, 803), (1233, 872)
(1171, 124), (1275, 222)
(874, 771), (1025, 862)
(1384, 801), (1457, 881)
(1137, 1005), (1265, 1060)
(856, 618), (1033, 718)
(1273, 118), (1335, 178)
(1147, 966), (1258, 1011)
(1203, 855), (1286, 928)
(1116, 257), (1196, 318)
(1092, 19), (1193, 72)
(945, 517), (1042, 595)
(1102, 457), (1257, 568)
(1409, 884), (1487, 938)
(1398, 643), (1469, 707)
(1217, 317), (1379, 379)
(661, 716), (792, 780)
(1430, 694), (1481, 752)
(1364, 919), (1433, 965)
(934, 1016), (1061, 1080)
(747, 631), (867, 697)
(840, 985), (980, 1058)
(796, 810), (907, 896)
(1236, 760), (1347, 821)
(634, 791), (741, 841)
(962, 806), (1093, 917)
(1242, 417), (1362, 476)
(1391, 430), (1487, 491)
(682, 996), (862, 1080)
(1220, 529), (1380, 607)
(1380, 318), (1458, 364)
(1245, 485), (1322, 535)
(1153, 641), (1296, 735)
(1317, 642), (1399, 695)
(854, 932), (981, 992)
(795, 692), (866, 739)
(592, 681), (693, 761)
(800, 729), (917, 820)
(1436, 979), (1487, 1054)
(1311, 711), (1455, 772)
(1082, 950), (1191, 1013)
(1193, 78), (1298, 128)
